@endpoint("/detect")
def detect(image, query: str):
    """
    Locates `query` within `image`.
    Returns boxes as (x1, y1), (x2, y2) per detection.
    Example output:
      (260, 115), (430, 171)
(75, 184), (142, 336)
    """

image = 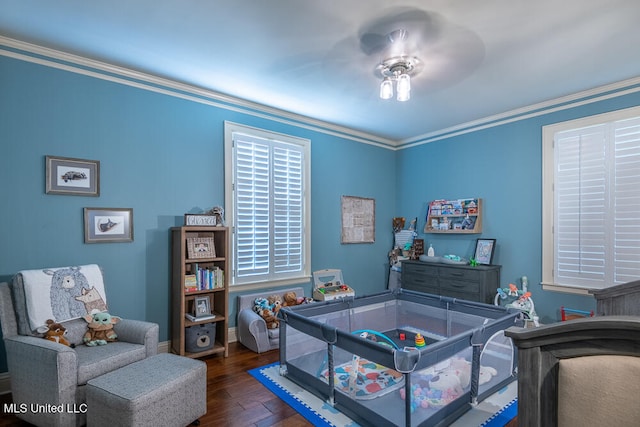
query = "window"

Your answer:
(542, 106), (640, 293)
(224, 122), (311, 288)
